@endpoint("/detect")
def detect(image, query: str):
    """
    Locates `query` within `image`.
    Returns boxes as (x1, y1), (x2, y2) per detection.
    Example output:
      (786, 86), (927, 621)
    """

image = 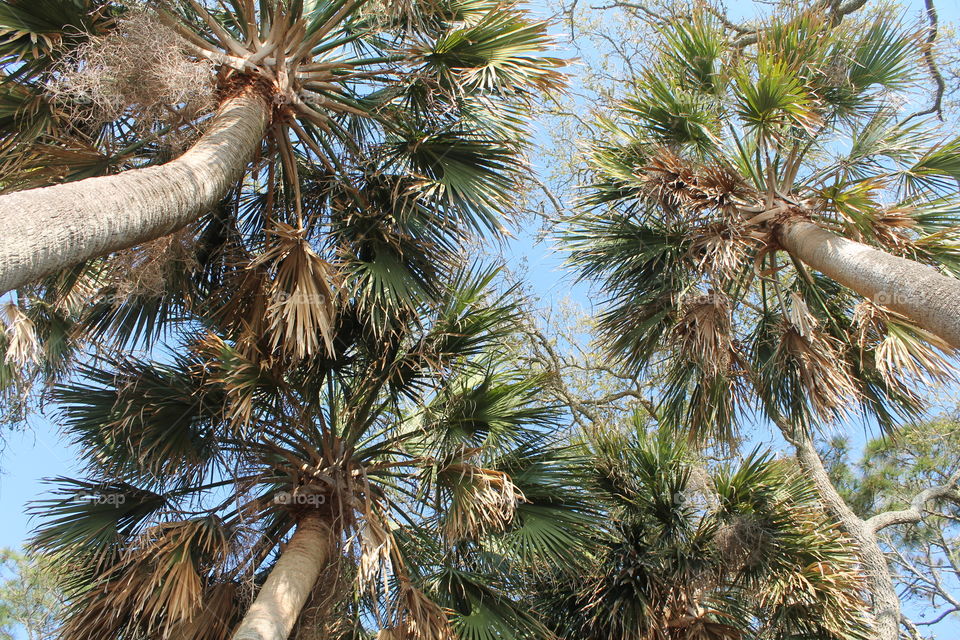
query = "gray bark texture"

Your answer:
(789, 432), (901, 640)
(0, 89), (270, 294)
(778, 219), (960, 348)
(231, 513), (337, 640)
